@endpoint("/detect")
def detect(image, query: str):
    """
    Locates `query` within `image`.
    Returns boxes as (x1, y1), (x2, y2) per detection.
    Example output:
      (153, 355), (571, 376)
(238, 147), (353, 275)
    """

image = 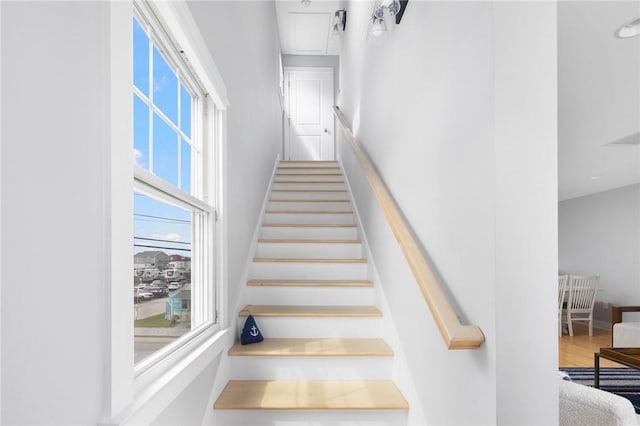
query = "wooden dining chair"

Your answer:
(565, 275), (600, 336)
(558, 274), (568, 336)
